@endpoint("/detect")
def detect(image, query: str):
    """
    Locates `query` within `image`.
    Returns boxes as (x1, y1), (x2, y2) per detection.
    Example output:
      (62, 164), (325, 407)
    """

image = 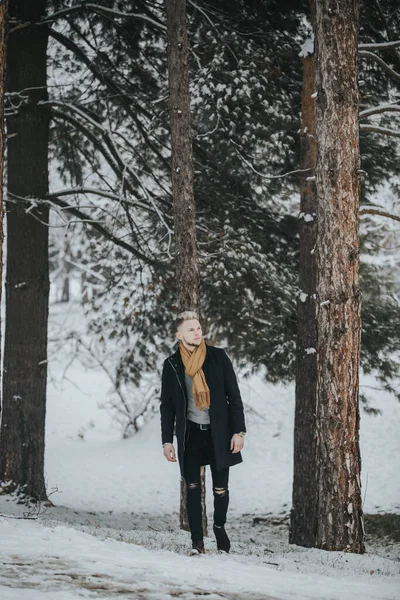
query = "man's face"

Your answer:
(176, 319), (202, 350)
